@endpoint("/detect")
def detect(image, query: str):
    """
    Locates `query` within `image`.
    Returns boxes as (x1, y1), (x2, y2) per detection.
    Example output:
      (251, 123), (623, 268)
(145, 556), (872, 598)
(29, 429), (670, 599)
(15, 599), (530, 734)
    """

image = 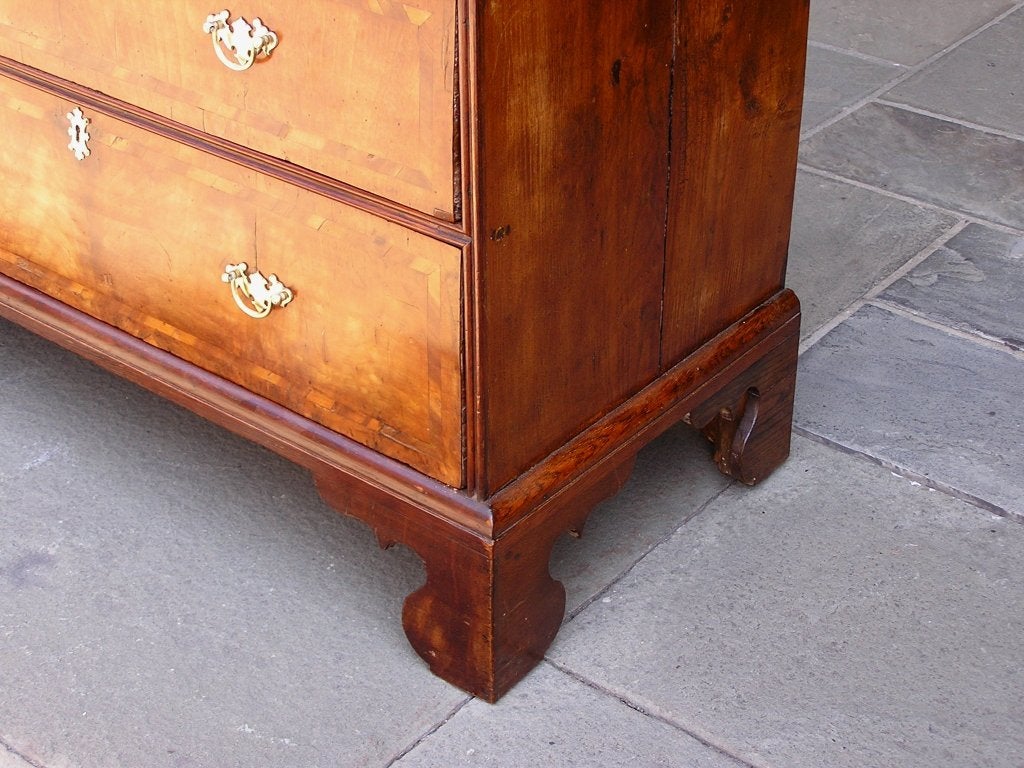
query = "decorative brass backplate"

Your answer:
(203, 10), (279, 72)
(203, 9), (278, 71)
(221, 262), (293, 318)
